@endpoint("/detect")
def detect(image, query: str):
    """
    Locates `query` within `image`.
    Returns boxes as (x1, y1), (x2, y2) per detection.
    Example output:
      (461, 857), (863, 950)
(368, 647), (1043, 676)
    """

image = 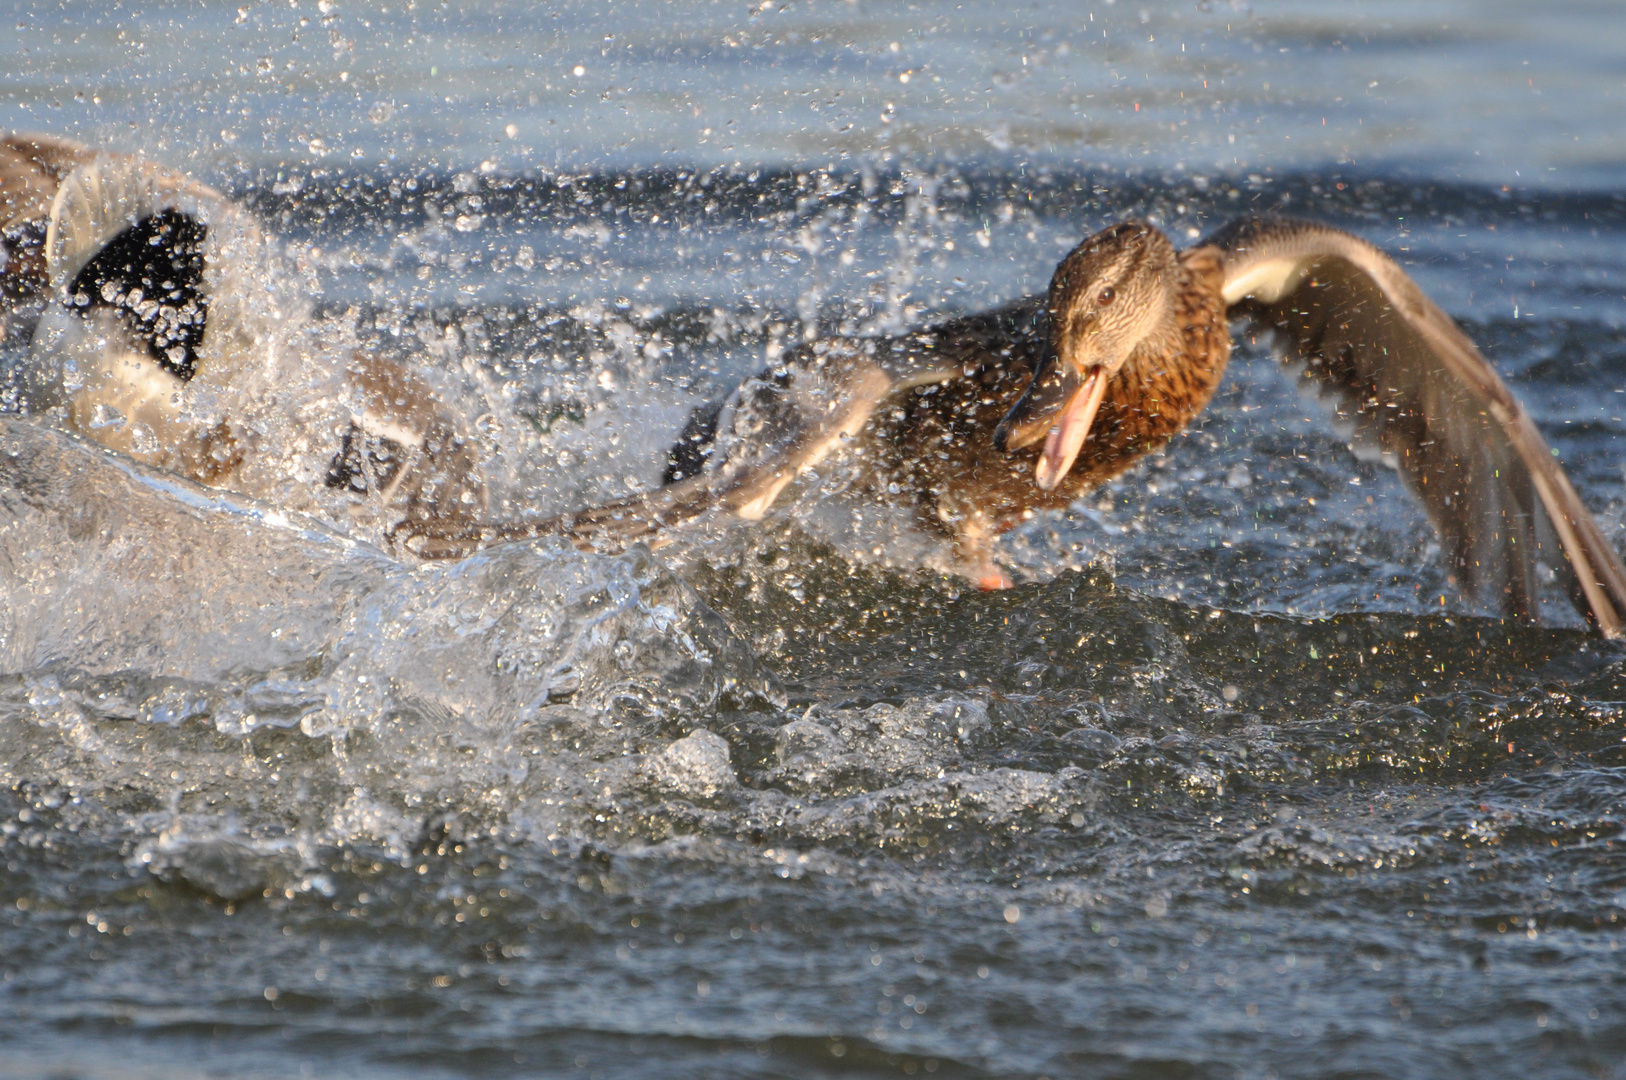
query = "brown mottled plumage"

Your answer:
(6, 132), (1618, 631)
(863, 244), (1230, 579)
(445, 227), (1233, 585)
(482, 216), (1626, 634)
